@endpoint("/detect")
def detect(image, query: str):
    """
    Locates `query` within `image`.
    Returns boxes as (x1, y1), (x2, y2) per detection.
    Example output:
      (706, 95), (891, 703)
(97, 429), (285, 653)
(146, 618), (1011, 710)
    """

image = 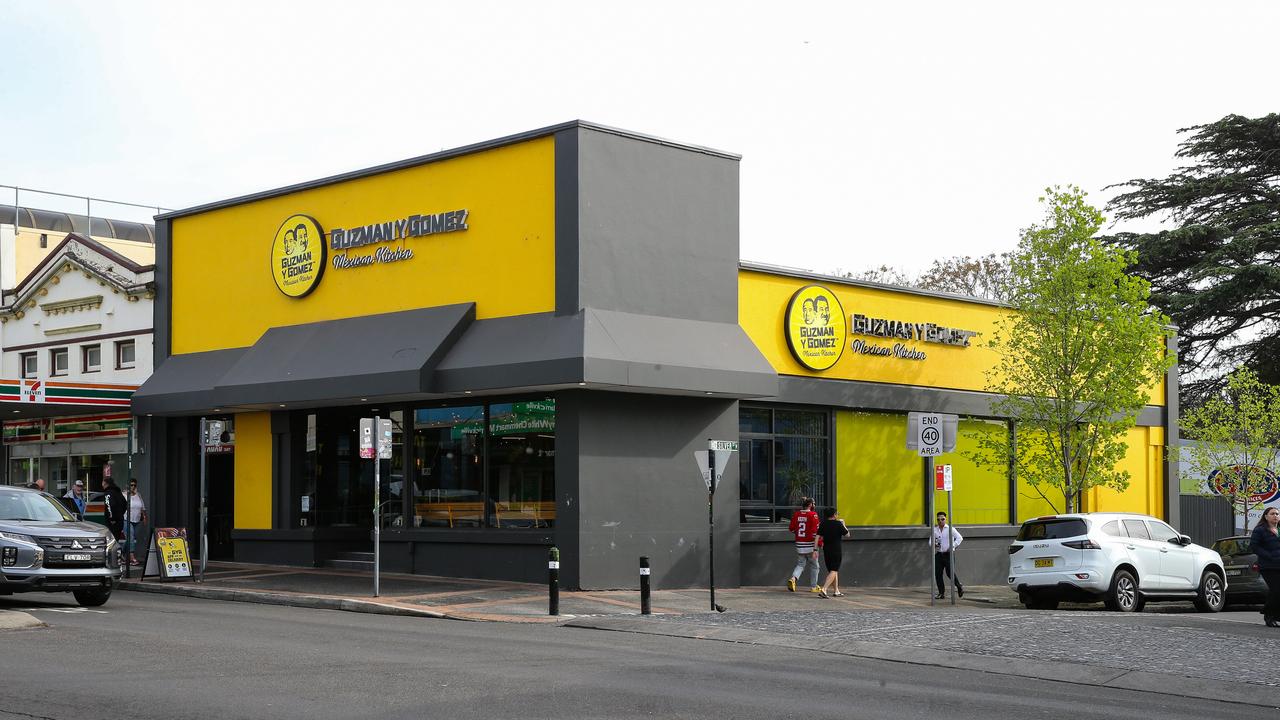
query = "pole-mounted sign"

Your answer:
(698, 439), (737, 613)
